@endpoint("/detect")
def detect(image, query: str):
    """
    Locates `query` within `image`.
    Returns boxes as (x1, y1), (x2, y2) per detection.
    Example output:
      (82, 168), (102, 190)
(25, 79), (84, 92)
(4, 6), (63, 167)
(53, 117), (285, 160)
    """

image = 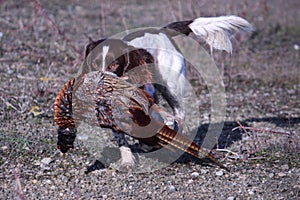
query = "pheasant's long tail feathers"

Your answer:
(157, 125), (229, 171)
(54, 78), (76, 128)
(165, 15), (253, 54)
